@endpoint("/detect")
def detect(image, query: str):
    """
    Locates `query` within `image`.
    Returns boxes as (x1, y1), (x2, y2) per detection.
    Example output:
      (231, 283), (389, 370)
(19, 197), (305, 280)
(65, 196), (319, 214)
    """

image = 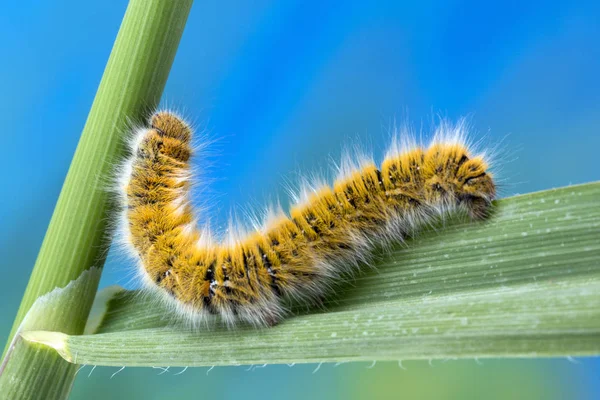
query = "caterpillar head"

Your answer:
(424, 144), (496, 220)
(150, 111), (192, 142)
(454, 155), (496, 219)
(143, 112), (193, 162)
